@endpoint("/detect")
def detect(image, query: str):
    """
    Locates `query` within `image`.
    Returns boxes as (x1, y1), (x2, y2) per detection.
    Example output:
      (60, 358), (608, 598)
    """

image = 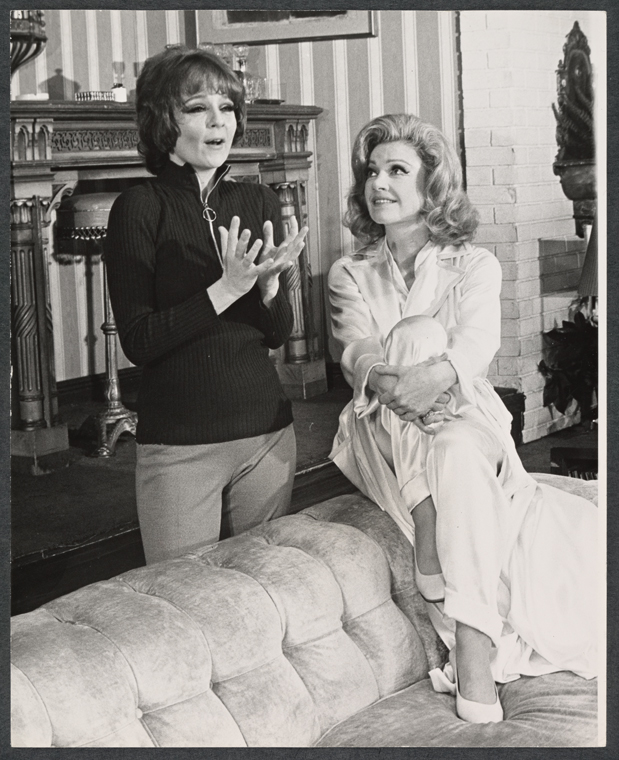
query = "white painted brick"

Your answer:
(518, 314), (543, 335)
(520, 353), (543, 375)
(514, 201), (570, 223)
(527, 145), (557, 164)
(523, 406), (553, 427)
(501, 280), (517, 300)
(500, 299), (519, 319)
(459, 12), (489, 33)
(526, 69), (554, 91)
(514, 184), (559, 203)
(501, 317), (519, 336)
(476, 223), (518, 243)
(494, 243), (517, 263)
(462, 89), (490, 109)
(494, 205), (517, 224)
(498, 357), (520, 375)
(486, 10), (530, 30)
(521, 334), (544, 355)
(466, 146), (516, 166)
(464, 128), (492, 148)
(509, 29), (551, 50)
(495, 240), (538, 262)
(468, 185), (516, 204)
(498, 337), (521, 356)
(541, 289), (575, 314)
(475, 205), (495, 225)
(512, 146), (535, 165)
(524, 389), (545, 410)
(527, 108), (556, 128)
(462, 69), (492, 90)
(461, 28), (511, 52)
(522, 413), (577, 443)
(499, 127), (543, 146)
(516, 218), (575, 241)
(516, 259), (541, 280)
(487, 69), (515, 89)
(516, 278), (541, 299)
(486, 49), (511, 70)
(537, 125), (557, 144)
(466, 165), (493, 186)
(489, 89), (511, 109)
(492, 166), (516, 185)
(510, 69), (531, 89)
(521, 371), (545, 393)
(518, 296), (542, 318)
(460, 49), (489, 71)
(464, 107), (514, 129)
(512, 110), (529, 127)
